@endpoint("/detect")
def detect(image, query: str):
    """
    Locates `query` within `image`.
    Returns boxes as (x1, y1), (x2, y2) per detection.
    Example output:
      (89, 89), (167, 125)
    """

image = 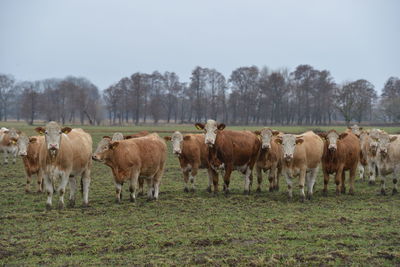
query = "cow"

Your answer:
(17, 134), (45, 193)
(0, 128), (20, 164)
(365, 129), (385, 185)
(124, 131), (149, 139)
(92, 133), (167, 203)
(375, 132), (400, 195)
(164, 131), (218, 193)
(194, 120), (261, 194)
(347, 124), (363, 136)
(275, 131), (323, 201)
(254, 128), (283, 192)
(318, 130), (360, 196)
(35, 122), (92, 209)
